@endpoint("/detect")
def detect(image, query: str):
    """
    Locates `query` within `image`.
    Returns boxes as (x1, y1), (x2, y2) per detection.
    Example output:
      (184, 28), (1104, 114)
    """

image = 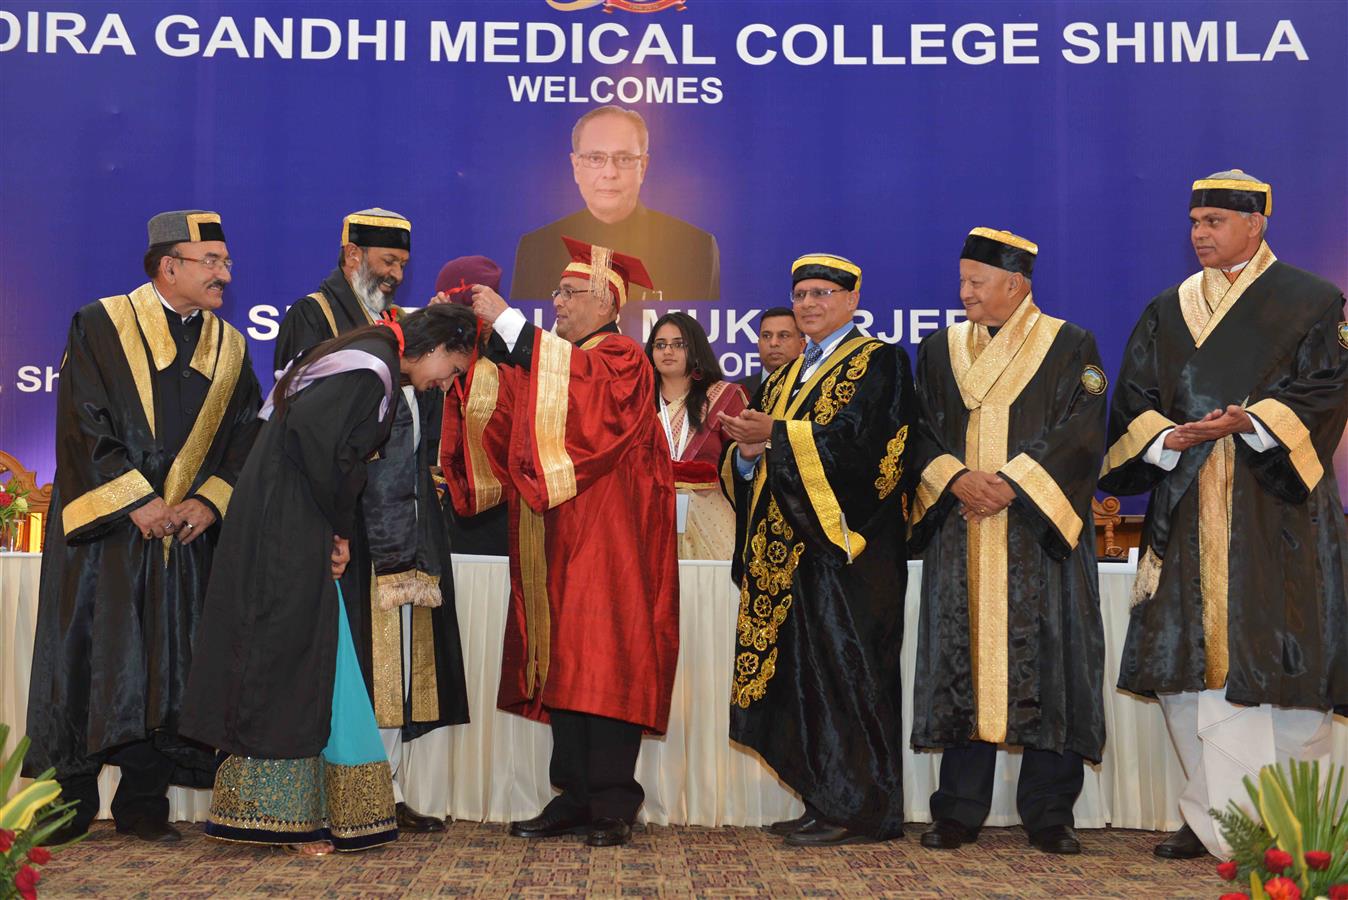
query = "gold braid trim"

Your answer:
(324, 760), (397, 841)
(62, 469), (155, 536)
(194, 475), (233, 518)
(999, 453), (1083, 549)
(99, 293), (156, 436)
(1101, 409), (1177, 477)
(913, 454), (964, 526)
(1246, 397), (1323, 493)
(785, 419), (865, 562)
(410, 605), (441, 722)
